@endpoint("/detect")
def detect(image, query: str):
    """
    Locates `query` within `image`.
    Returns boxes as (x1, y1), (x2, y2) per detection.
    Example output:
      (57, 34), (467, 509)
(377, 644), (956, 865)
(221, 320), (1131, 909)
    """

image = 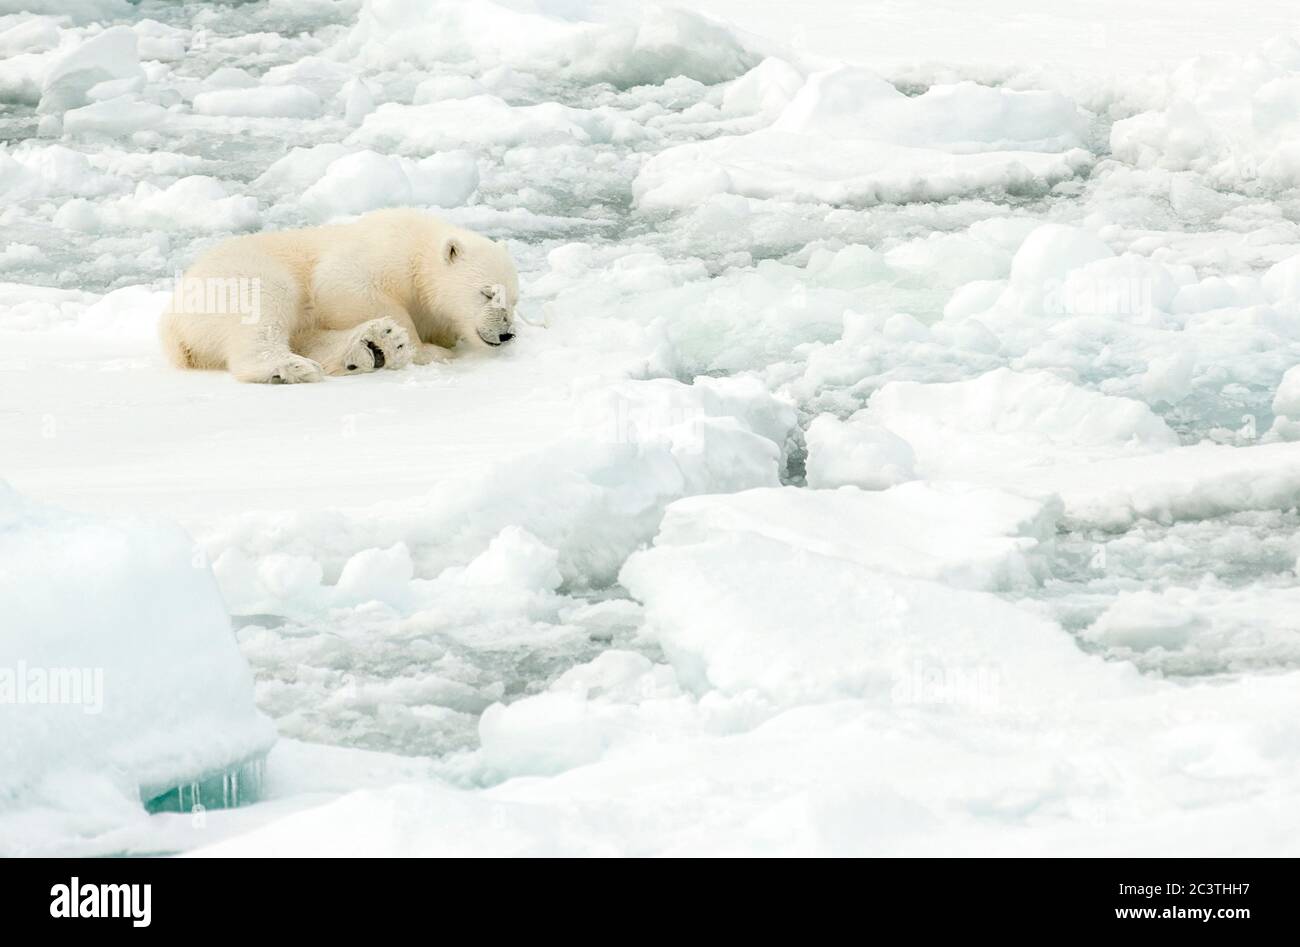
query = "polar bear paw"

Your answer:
(339, 318), (413, 374)
(243, 354), (324, 385)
